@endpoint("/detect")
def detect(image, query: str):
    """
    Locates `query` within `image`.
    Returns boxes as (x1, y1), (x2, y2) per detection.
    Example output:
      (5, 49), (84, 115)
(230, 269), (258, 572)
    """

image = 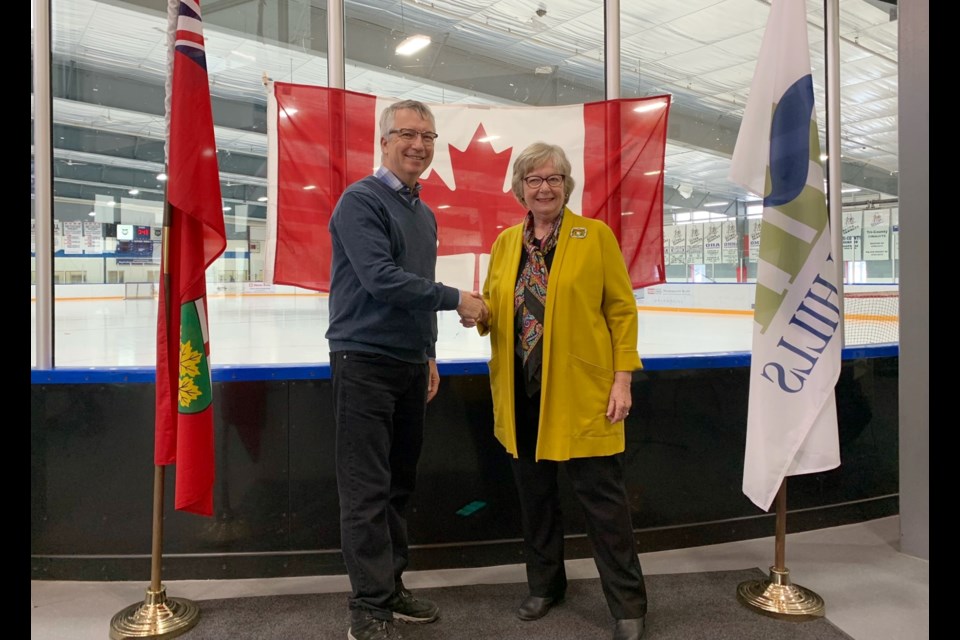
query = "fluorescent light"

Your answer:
(703, 201), (727, 207)
(156, 173), (167, 181)
(257, 196), (268, 202)
(396, 35), (431, 56)
(841, 187), (862, 193)
(128, 188), (139, 195)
